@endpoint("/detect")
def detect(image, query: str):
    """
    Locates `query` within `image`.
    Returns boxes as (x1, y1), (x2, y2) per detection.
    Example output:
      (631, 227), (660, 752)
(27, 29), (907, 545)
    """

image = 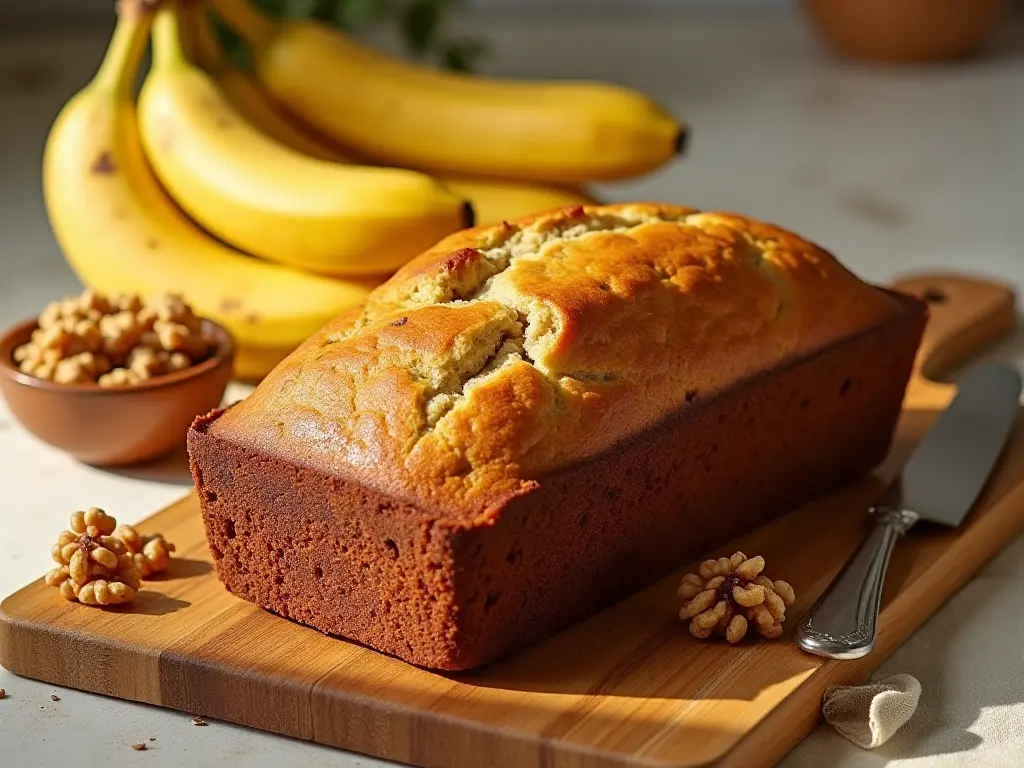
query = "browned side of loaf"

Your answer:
(189, 294), (925, 671)
(188, 430), (466, 669)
